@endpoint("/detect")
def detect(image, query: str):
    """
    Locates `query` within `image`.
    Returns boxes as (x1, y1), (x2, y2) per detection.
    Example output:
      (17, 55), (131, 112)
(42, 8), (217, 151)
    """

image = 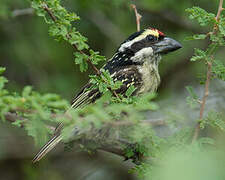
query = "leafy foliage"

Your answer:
(30, 0), (105, 73)
(212, 60), (225, 81)
(0, 67), (69, 145)
(0, 1), (225, 180)
(202, 111), (225, 131)
(186, 7), (216, 26)
(185, 5), (225, 143)
(186, 86), (199, 108)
